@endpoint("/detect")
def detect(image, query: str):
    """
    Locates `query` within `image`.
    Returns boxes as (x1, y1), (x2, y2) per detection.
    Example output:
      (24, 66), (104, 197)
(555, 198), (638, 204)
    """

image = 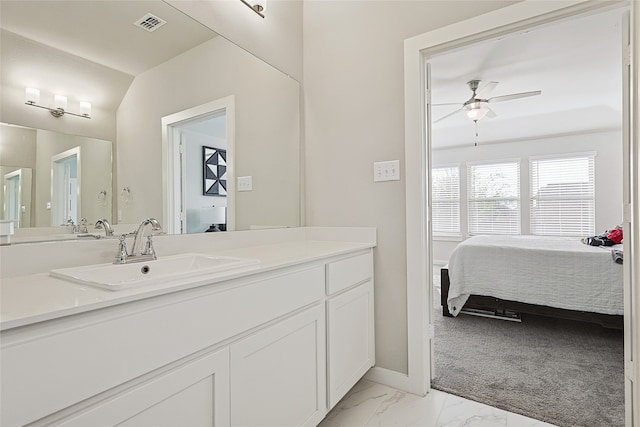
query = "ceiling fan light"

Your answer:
(466, 107), (489, 121)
